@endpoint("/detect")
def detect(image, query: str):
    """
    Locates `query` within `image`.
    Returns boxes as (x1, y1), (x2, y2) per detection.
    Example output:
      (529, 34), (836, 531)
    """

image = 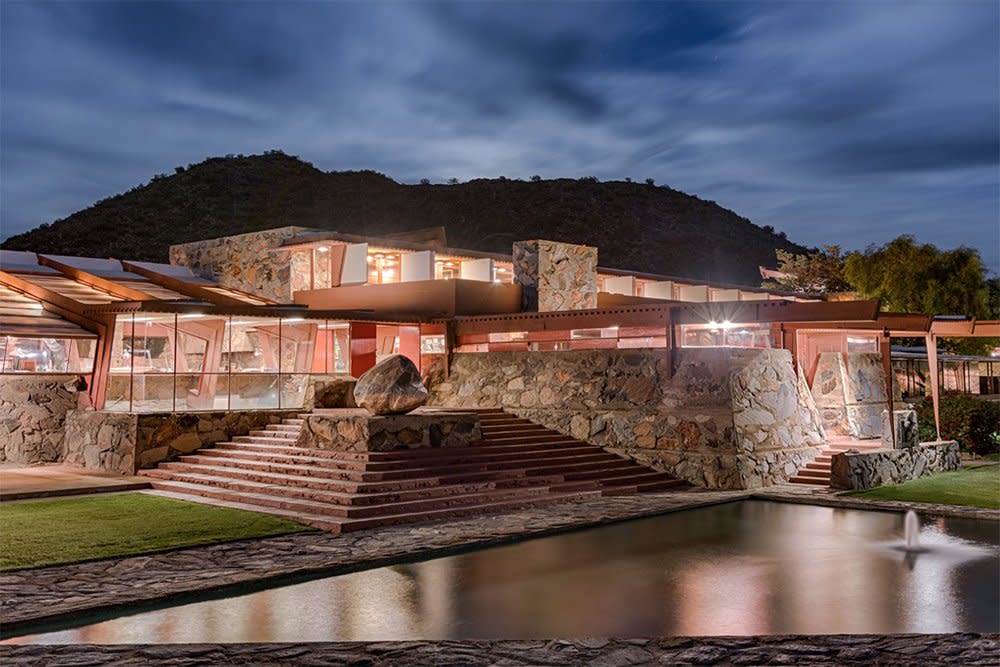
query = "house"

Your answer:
(2, 227), (996, 490)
